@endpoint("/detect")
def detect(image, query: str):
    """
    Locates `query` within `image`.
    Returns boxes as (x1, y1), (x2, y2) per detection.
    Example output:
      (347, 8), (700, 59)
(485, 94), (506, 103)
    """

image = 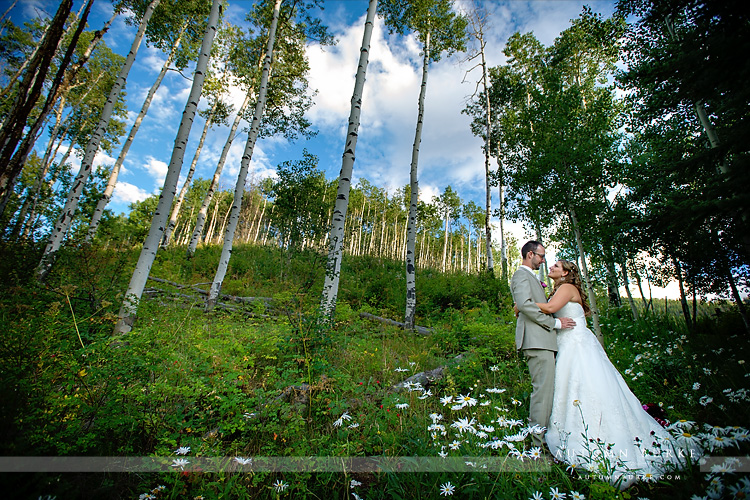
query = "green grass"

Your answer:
(0, 242), (748, 499)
